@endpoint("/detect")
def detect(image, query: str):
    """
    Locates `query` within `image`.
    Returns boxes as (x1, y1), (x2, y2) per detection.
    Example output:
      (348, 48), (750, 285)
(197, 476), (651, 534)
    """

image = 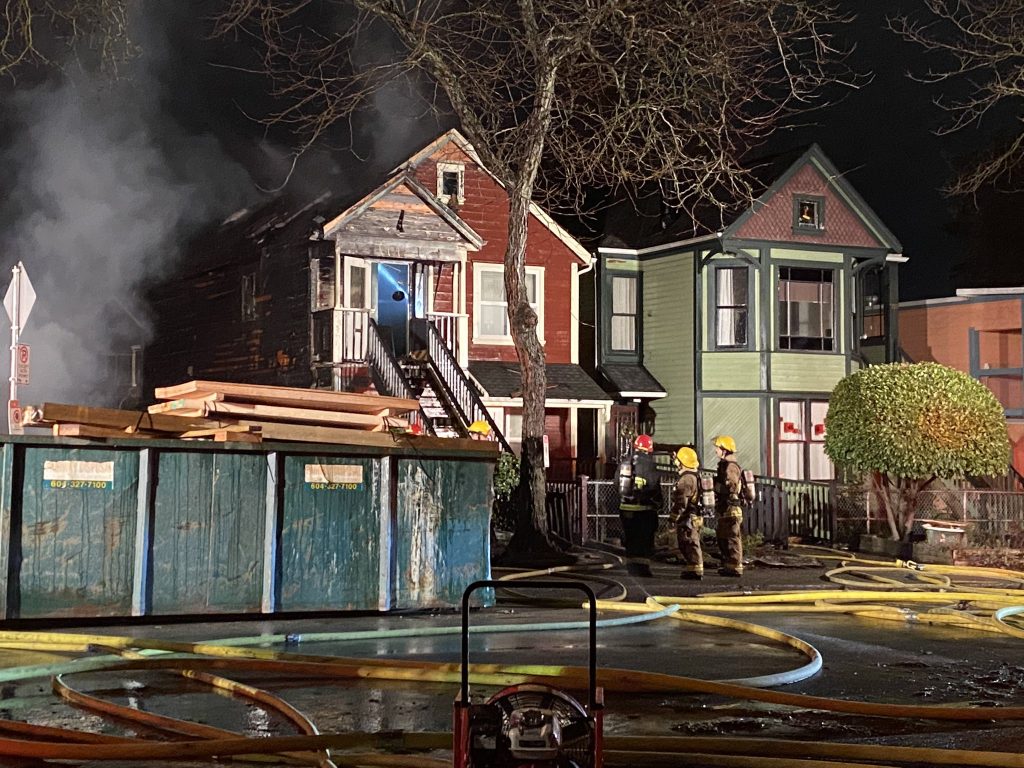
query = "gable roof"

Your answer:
(398, 129), (593, 265)
(612, 144), (902, 256)
(322, 170), (484, 249)
(723, 144), (902, 251)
